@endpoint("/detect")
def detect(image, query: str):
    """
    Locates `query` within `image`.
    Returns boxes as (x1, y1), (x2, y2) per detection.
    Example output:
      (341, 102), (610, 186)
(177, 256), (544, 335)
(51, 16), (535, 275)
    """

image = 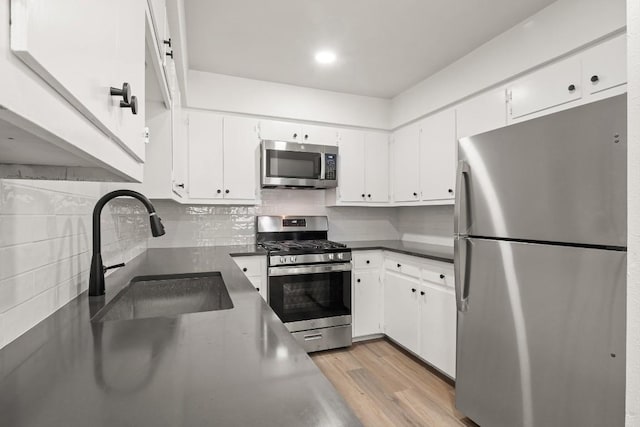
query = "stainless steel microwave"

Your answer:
(261, 140), (338, 189)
